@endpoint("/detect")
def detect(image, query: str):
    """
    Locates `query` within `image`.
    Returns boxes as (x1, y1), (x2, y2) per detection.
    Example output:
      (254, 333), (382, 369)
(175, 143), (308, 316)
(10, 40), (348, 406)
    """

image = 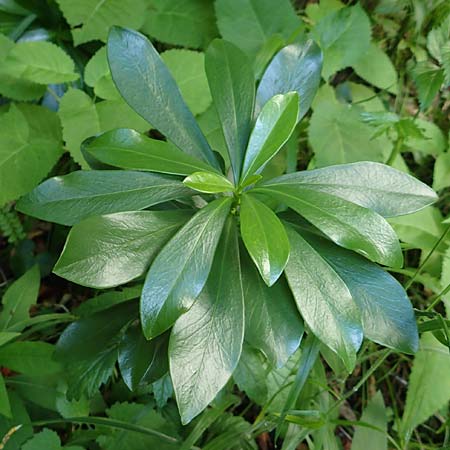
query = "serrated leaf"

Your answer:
(56, 0), (147, 46)
(0, 265), (39, 331)
(183, 171), (234, 193)
(284, 227), (362, 371)
(215, 0), (301, 59)
(108, 27), (218, 168)
(412, 62), (445, 110)
(240, 194), (290, 286)
(161, 49), (212, 116)
(16, 170), (193, 226)
(205, 39), (255, 181)
(170, 217), (244, 424)
(142, 0), (218, 49)
(141, 197), (232, 339)
(22, 429), (83, 450)
(54, 210), (192, 288)
(312, 4), (371, 79)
